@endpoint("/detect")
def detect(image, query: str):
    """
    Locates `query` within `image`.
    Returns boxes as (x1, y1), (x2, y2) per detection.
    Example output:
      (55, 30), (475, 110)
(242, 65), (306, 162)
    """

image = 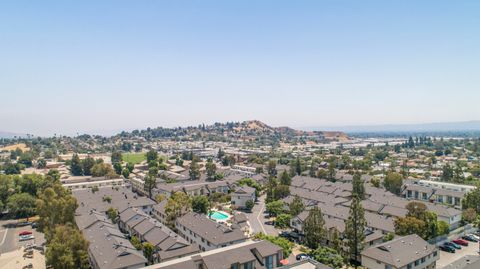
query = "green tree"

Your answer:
(46, 225), (89, 269)
(245, 199), (254, 212)
(289, 195), (304, 216)
(237, 178), (261, 198)
(91, 163), (116, 178)
(36, 184), (77, 238)
(275, 213), (291, 229)
(165, 192), (191, 229)
(18, 152), (34, 167)
(111, 151), (123, 164)
(437, 221), (450, 235)
(130, 235), (142, 250)
(143, 175), (156, 199)
(266, 200), (284, 217)
(328, 160), (336, 182)
(113, 162), (123, 175)
(267, 160), (277, 177)
(142, 242), (155, 265)
(274, 185), (290, 200)
(126, 162), (135, 173)
(352, 173), (365, 199)
(383, 233), (395, 242)
(330, 228), (342, 253)
(7, 193), (36, 218)
(304, 206), (326, 249)
(394, 216), (426, 237)
(70, 154), (83, 176)
(192, 195), (210, 214)
(290, 157), (302, 176)
(265, 176), (278, 203)
(37, 158), (47, 169)
(81, 157), (95, 176)
(310, 247), (344, 269)
(253, 233), (293, 257)
(205, 158), (217, 181)
(279, 170), (292, 186)
(122, 168), (131, 178)
(370, 178), (380, 188)
(189, 159), (200, 180)
(345, 195), (366, 266)
(384, 172), (403, 195)
(463, 186), (480, 213)
(106, 207), (118, 223)
(462, 208), (477, 223)
(441, 163), (454, 182)
(146, 149), (158, 163)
